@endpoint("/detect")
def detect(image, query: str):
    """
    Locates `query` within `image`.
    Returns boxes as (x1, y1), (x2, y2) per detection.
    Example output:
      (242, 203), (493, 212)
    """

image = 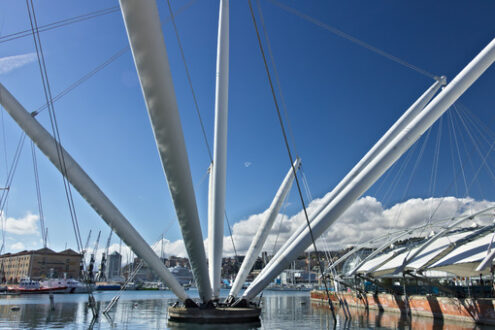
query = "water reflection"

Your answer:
(0, 291), (490, 329)
(311, 301), (486, 329)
